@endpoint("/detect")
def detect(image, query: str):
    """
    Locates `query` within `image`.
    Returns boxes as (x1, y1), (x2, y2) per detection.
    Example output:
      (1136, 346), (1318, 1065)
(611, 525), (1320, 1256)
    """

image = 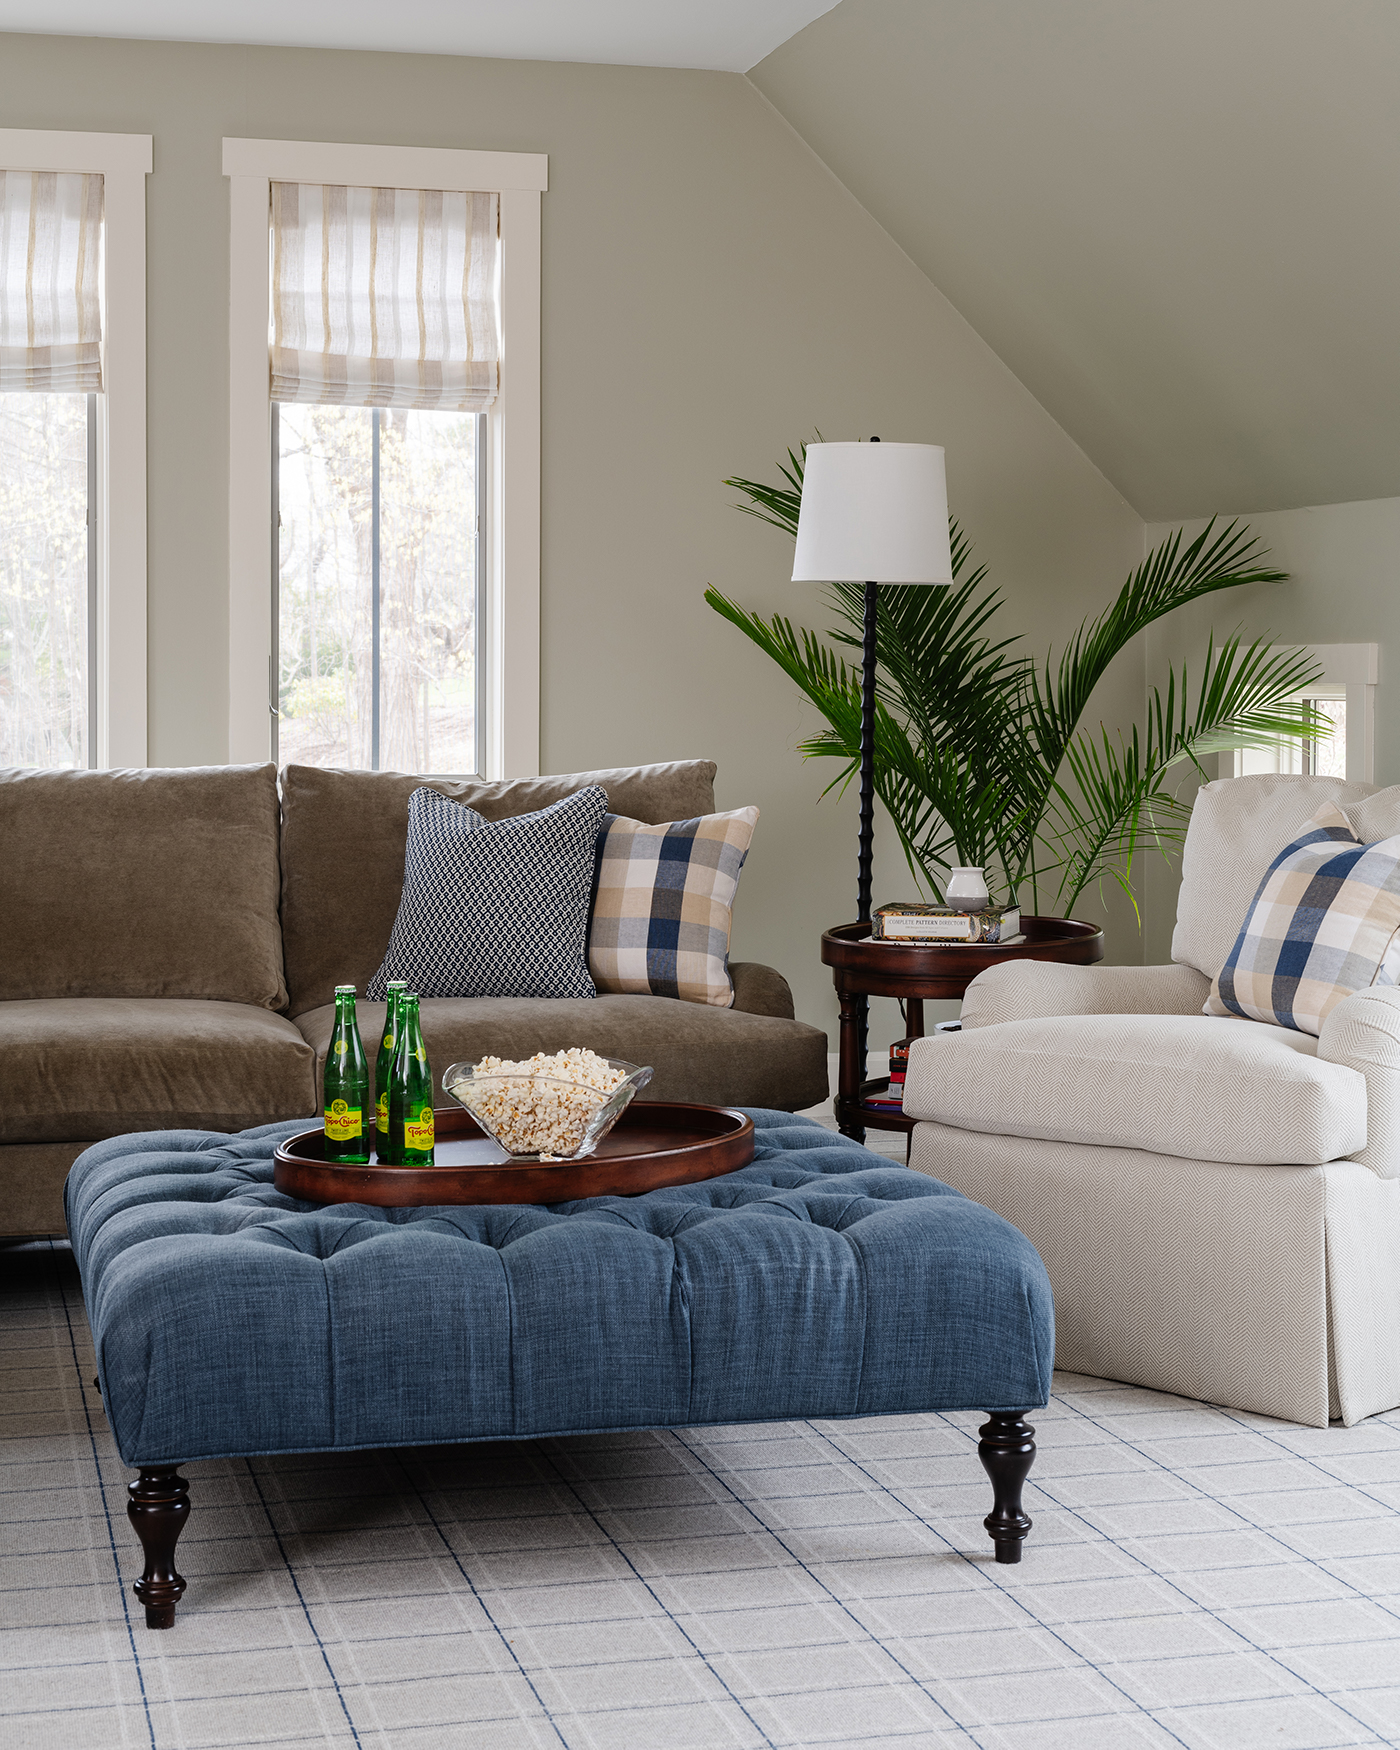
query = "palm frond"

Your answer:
(1027, 520), (1287, 774)
(1044, 637), (1324, 912)
(709, 443), (1307, 922)
(723, 443), (809, 538)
